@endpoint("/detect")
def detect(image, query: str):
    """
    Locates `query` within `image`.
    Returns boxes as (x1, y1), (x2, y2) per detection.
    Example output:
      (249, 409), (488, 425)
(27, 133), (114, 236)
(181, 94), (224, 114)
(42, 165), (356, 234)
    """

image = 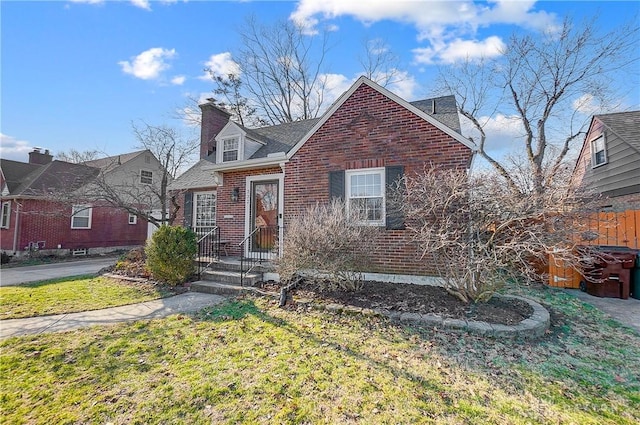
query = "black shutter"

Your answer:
(329, 170), (345, 201)
(385, 165), (405, 230)
(183, 192), (193, 228)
